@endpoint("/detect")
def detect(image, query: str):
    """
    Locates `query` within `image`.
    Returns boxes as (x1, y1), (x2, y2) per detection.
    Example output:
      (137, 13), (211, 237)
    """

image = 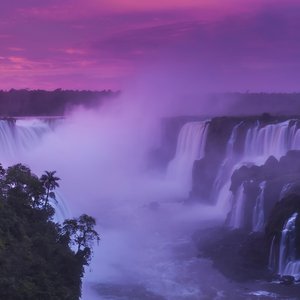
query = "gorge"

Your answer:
(1, 101), (300, 299)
